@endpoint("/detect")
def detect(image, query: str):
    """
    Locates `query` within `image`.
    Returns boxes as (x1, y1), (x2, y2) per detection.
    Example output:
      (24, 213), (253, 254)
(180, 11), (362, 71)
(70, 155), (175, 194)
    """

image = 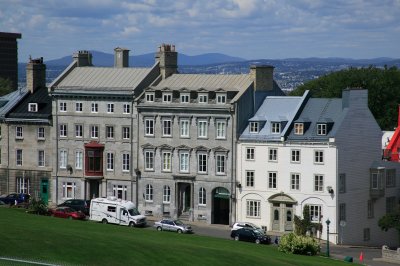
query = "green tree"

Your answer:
(378, 212), (400, 242)
(0, 77), (13, 96)
(290, 66), (400, 130)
